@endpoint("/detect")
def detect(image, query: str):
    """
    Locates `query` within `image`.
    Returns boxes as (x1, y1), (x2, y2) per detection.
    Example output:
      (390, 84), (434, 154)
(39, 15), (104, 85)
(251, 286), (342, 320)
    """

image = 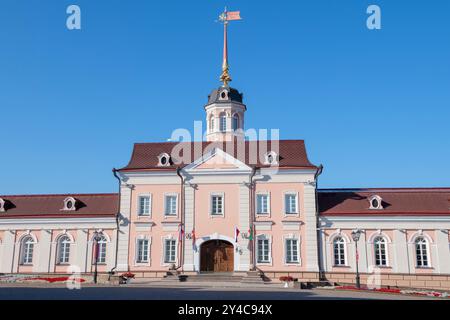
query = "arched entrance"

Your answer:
(200, 240), (234, 272)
